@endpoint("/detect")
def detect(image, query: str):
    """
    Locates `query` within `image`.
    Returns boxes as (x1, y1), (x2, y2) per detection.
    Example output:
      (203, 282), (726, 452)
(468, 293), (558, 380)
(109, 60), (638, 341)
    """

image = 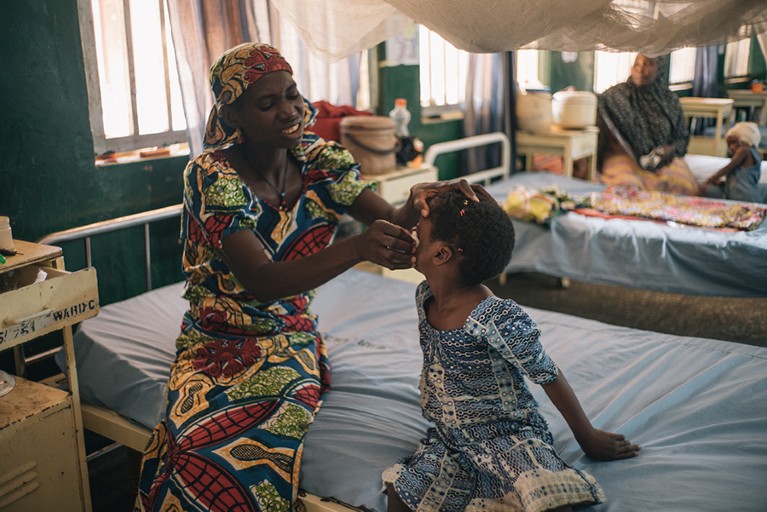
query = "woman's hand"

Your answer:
(353, 219), (416, 270)
(658, 144), (676, 167)
(578, 428), (640, 461)
(409, 179), (479, 218)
